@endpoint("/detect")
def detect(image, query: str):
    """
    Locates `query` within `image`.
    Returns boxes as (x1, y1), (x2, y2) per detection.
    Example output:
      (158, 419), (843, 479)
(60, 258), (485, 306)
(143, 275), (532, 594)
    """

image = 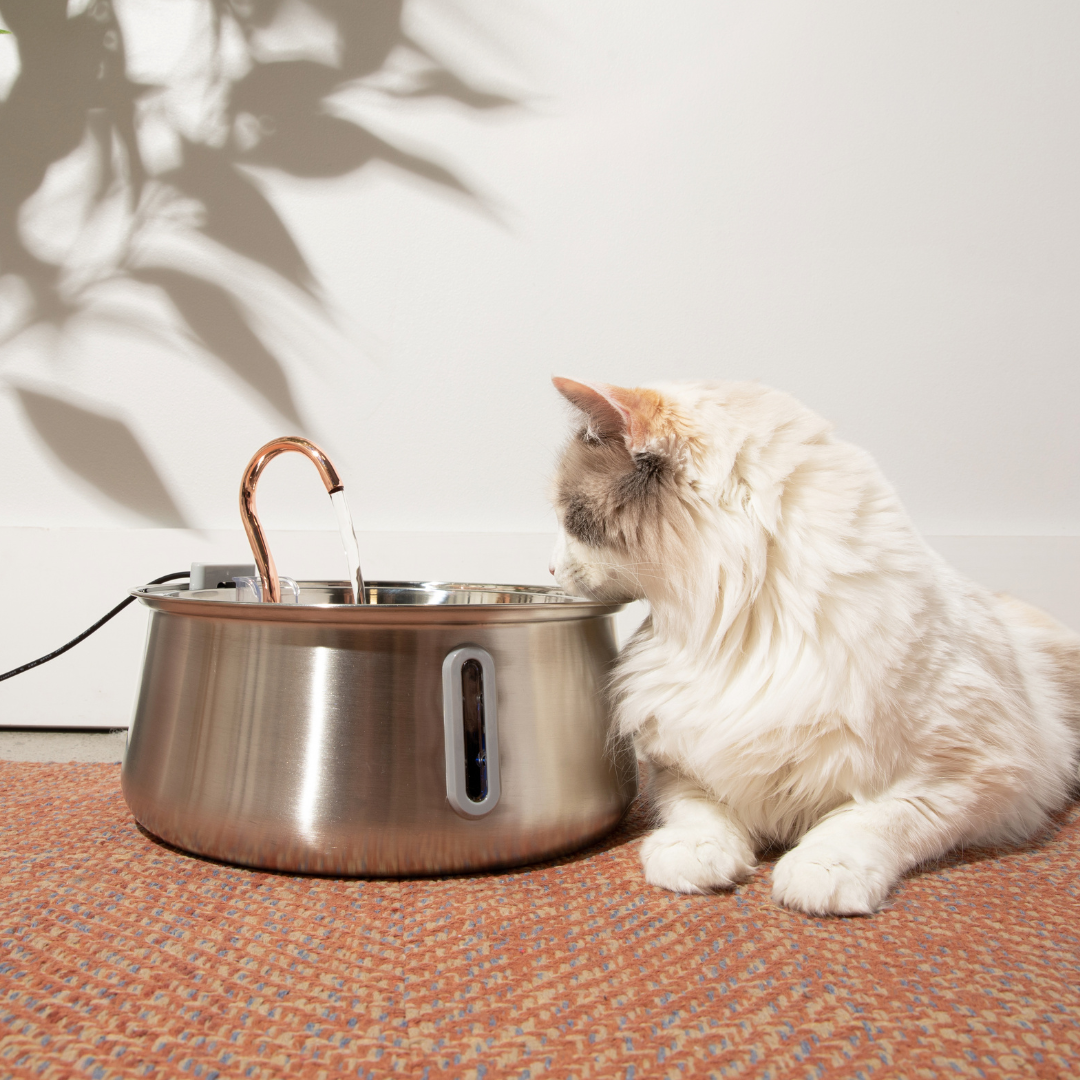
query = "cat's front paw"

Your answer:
(771, 839), (894, 916)
(640, 826), (756, 894)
